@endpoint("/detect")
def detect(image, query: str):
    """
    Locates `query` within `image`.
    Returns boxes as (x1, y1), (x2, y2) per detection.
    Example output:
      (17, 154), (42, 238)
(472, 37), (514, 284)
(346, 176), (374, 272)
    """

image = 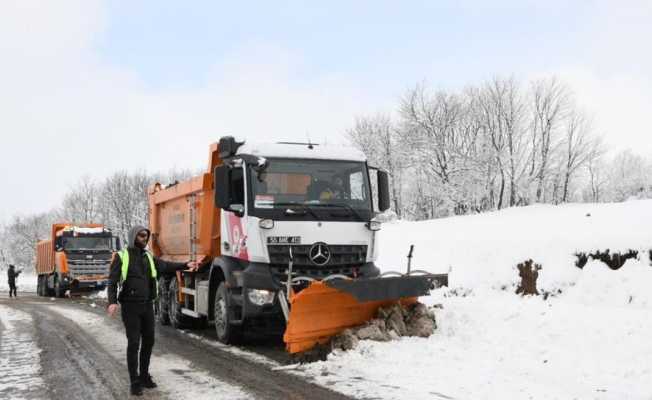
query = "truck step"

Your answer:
(181, 288), (196, 296)
(181, 308), (200, 318)
(231, 293), (243, 306)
